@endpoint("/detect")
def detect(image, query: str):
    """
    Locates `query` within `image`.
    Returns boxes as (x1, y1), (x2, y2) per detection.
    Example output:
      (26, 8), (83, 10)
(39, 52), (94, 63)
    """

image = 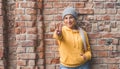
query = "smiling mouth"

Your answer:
(68, 22), (72, 25)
